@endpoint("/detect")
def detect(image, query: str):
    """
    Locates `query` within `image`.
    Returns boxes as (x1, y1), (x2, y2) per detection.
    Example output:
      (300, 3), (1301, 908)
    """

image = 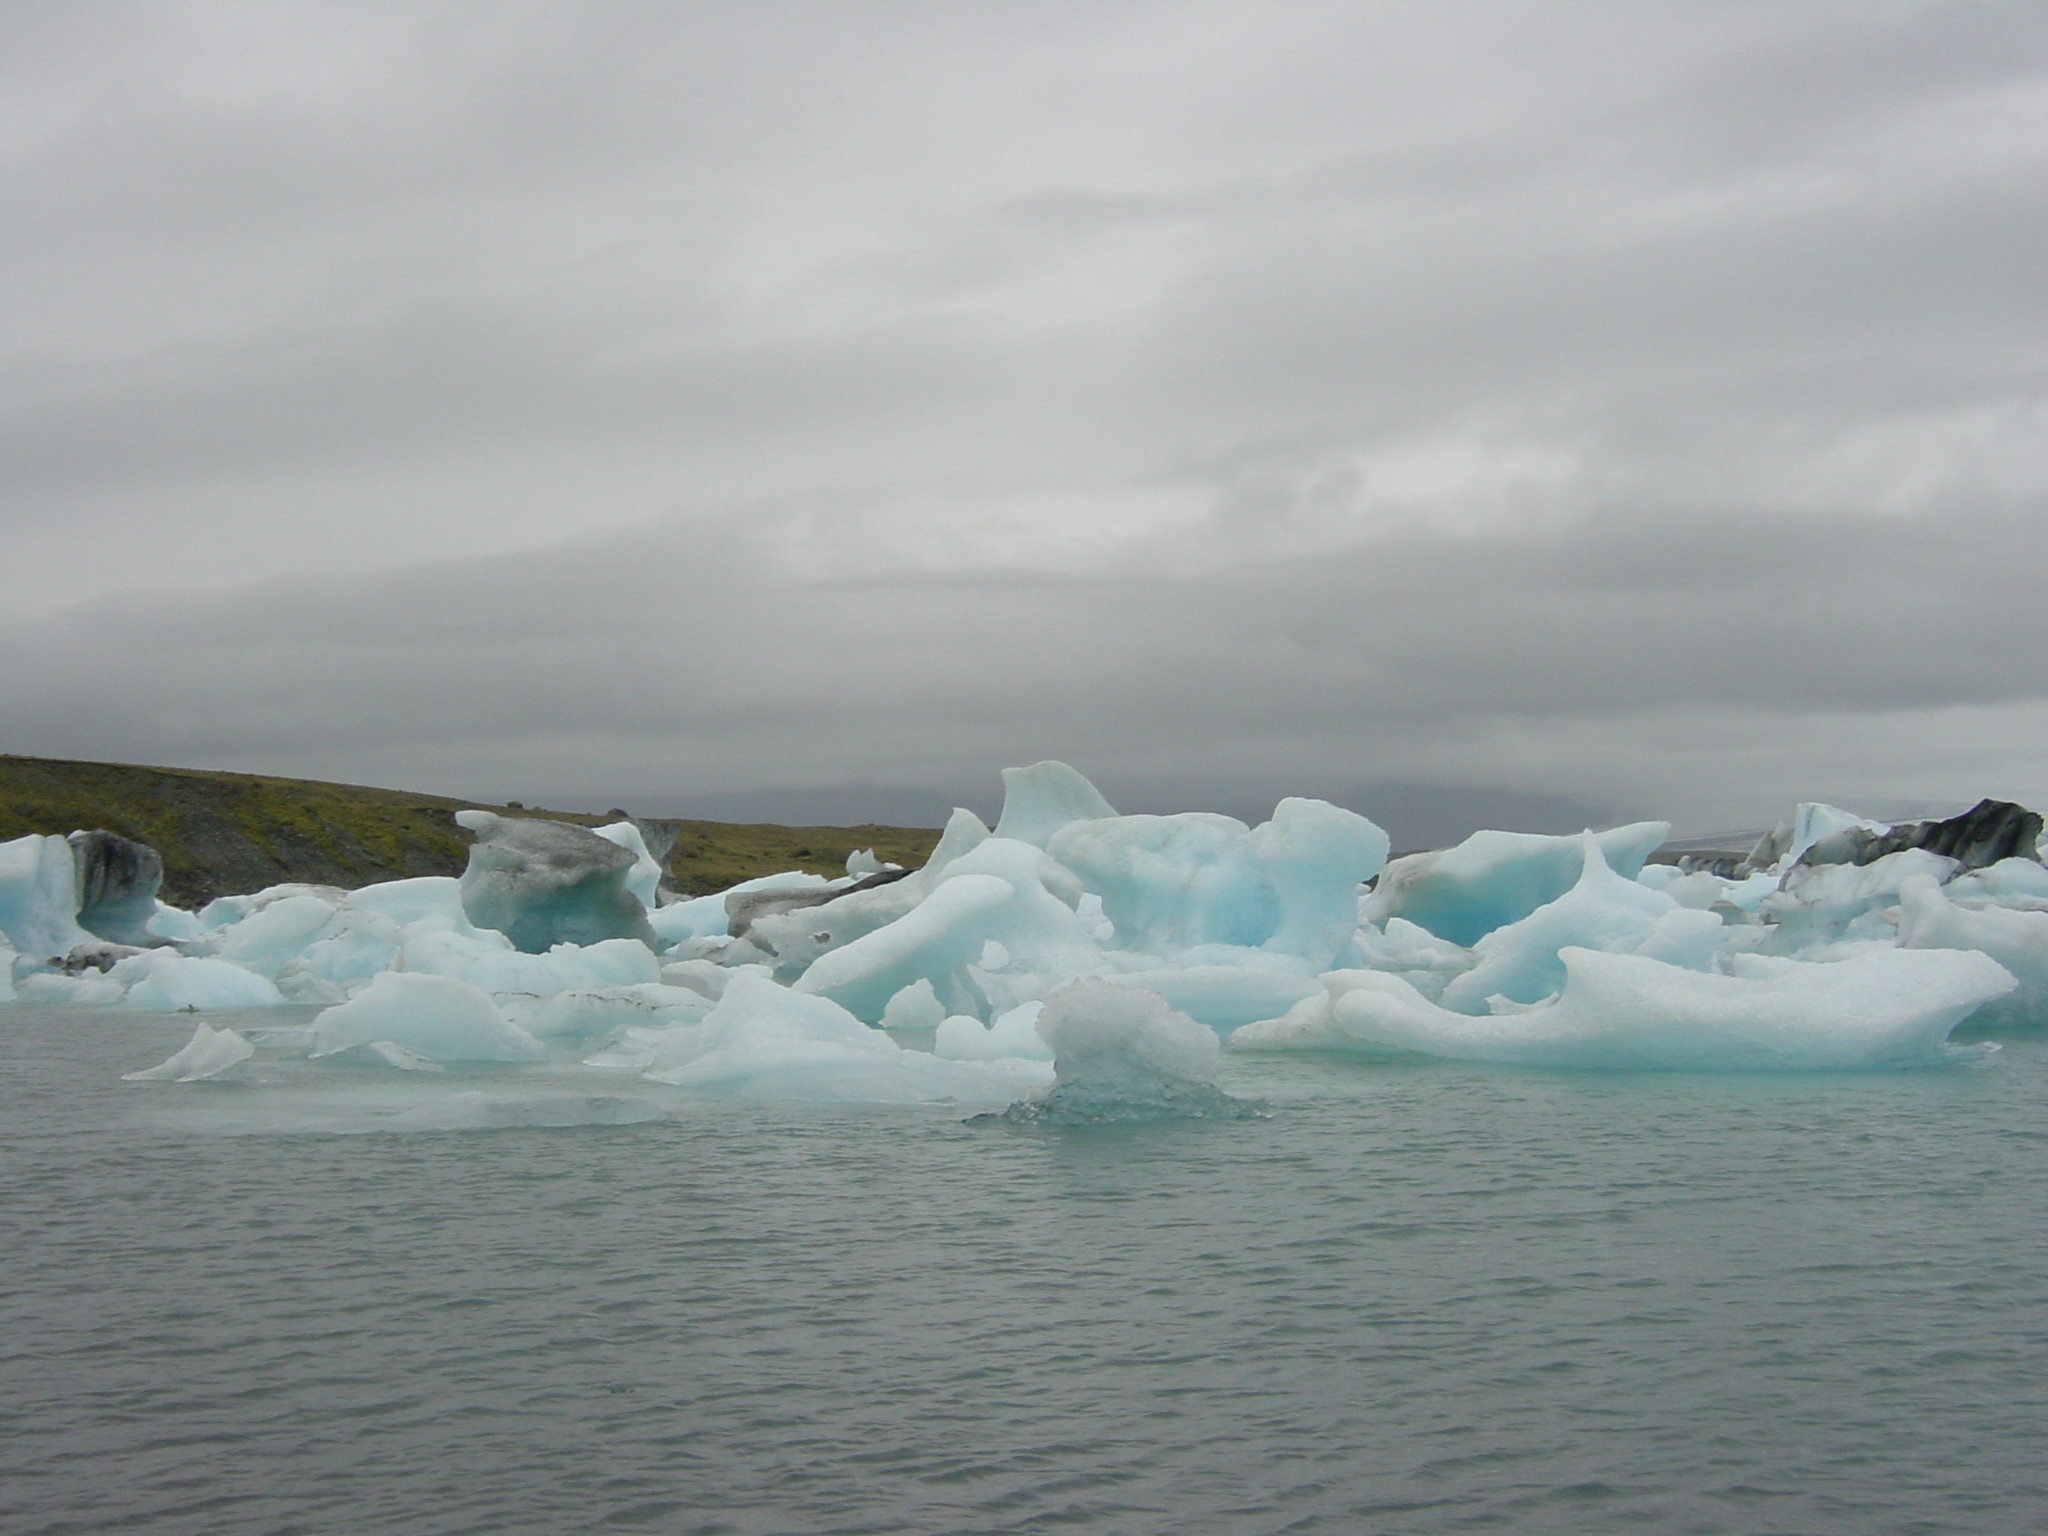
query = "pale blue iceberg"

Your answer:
(0, 833), (95, 961)
(1436, 834), (1724, 1014)
(311, 971), (548, 1063)
(1047, 797), (1385, 966)
(1896, 873), (2048, 1032)
(1103, 965), (1322, 1032)
(1232, 946), (2015, 1070)
(113, 951), (284, 1011)
(935, 1000), (1052, 1061)
(1362, 821), (1670, 947)
(991, 760), (1119, 848)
